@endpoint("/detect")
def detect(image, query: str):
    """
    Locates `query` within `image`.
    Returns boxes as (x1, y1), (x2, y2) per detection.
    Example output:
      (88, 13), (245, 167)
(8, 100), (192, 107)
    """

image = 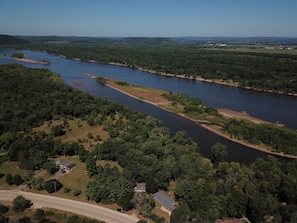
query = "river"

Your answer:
(1, 49), (296, 164)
